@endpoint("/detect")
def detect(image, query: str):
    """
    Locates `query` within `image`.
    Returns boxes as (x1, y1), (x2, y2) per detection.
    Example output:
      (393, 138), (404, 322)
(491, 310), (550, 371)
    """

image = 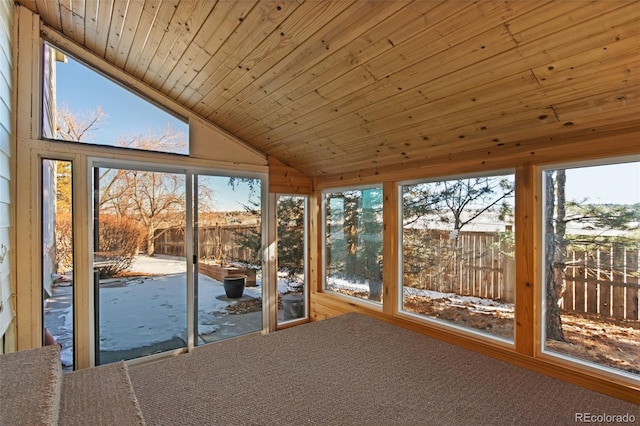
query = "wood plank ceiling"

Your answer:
(16, 0), (640, 178)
